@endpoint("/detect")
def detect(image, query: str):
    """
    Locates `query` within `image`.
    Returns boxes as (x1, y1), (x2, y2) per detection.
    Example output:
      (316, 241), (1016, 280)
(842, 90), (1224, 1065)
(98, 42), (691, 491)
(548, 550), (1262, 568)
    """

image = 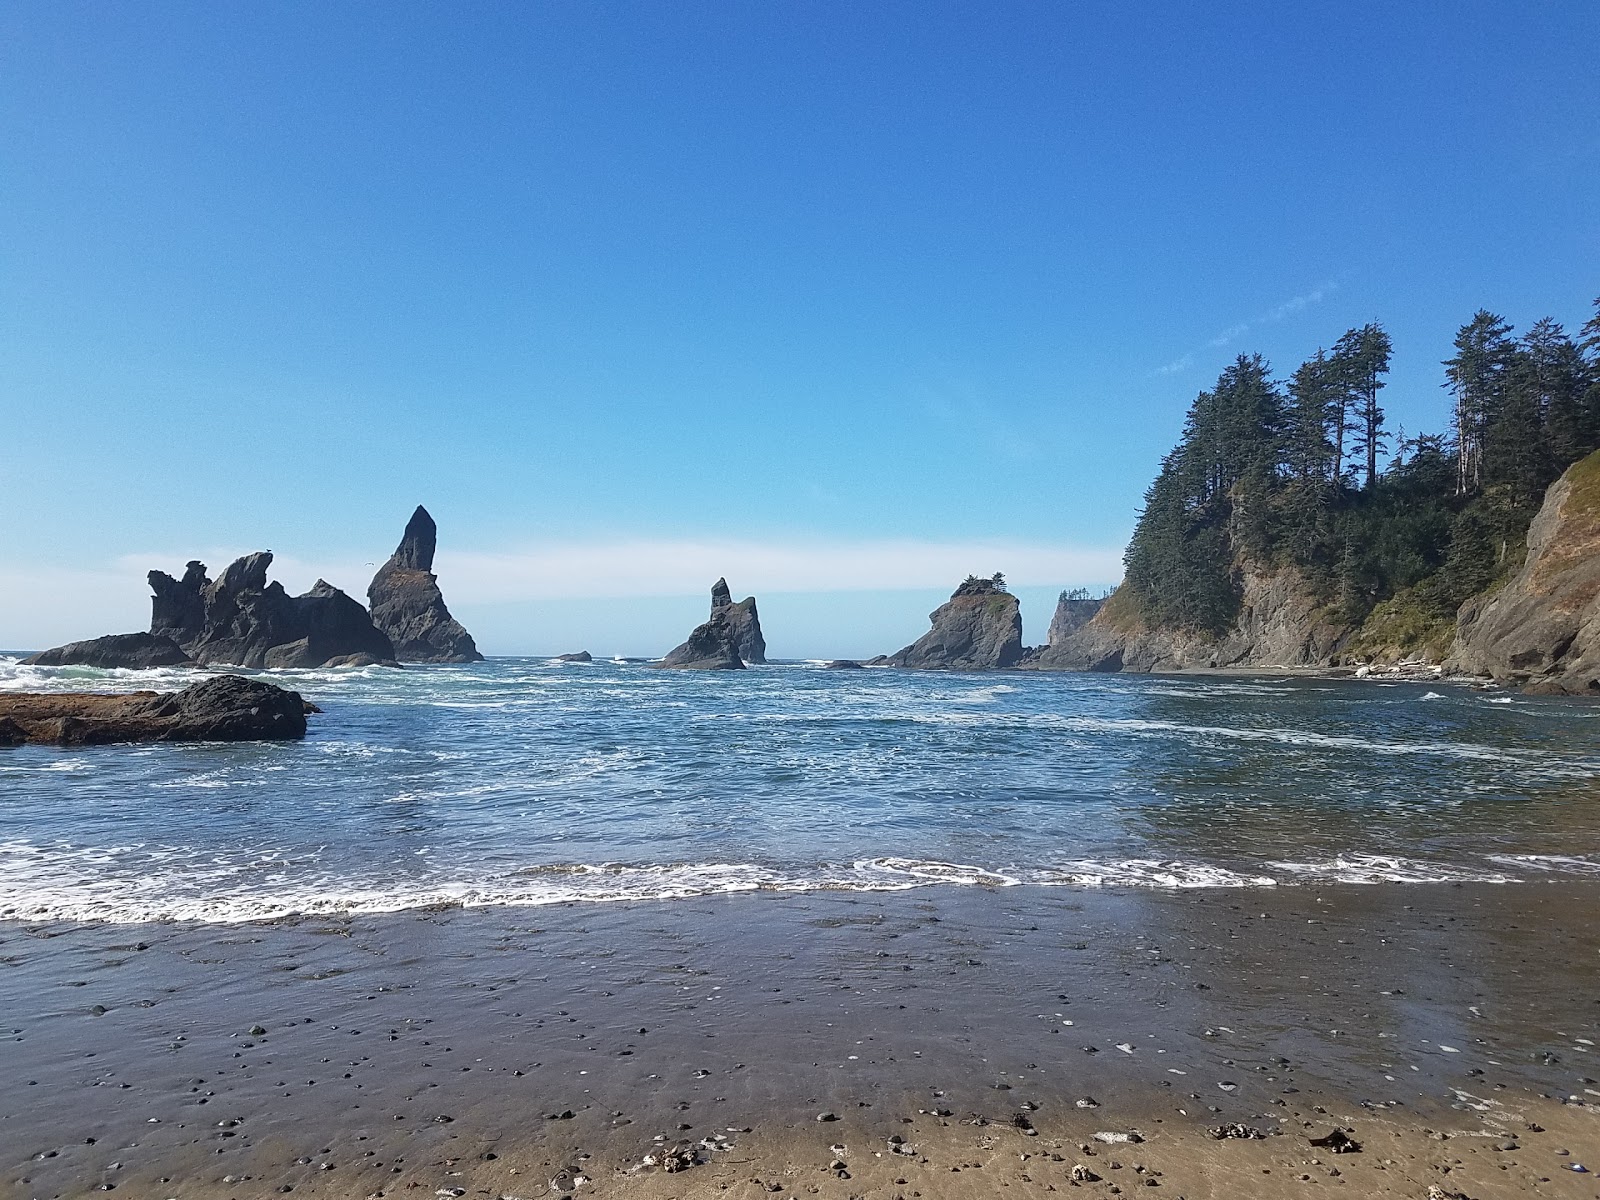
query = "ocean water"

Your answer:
(3, 655), (1599, 923)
